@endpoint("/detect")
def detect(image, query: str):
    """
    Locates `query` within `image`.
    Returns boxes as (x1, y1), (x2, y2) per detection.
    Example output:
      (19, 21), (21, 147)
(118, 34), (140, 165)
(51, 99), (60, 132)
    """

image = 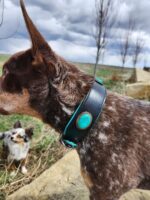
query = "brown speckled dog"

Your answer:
(0, 1), (150, 199)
